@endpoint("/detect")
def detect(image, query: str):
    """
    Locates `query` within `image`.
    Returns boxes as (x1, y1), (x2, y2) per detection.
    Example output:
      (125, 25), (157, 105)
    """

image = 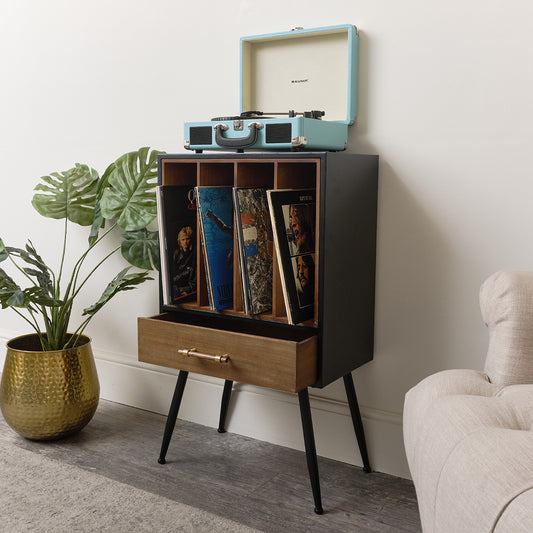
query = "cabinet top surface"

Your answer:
(159, 152), (376, 161)
(161, 152), (326, 160)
